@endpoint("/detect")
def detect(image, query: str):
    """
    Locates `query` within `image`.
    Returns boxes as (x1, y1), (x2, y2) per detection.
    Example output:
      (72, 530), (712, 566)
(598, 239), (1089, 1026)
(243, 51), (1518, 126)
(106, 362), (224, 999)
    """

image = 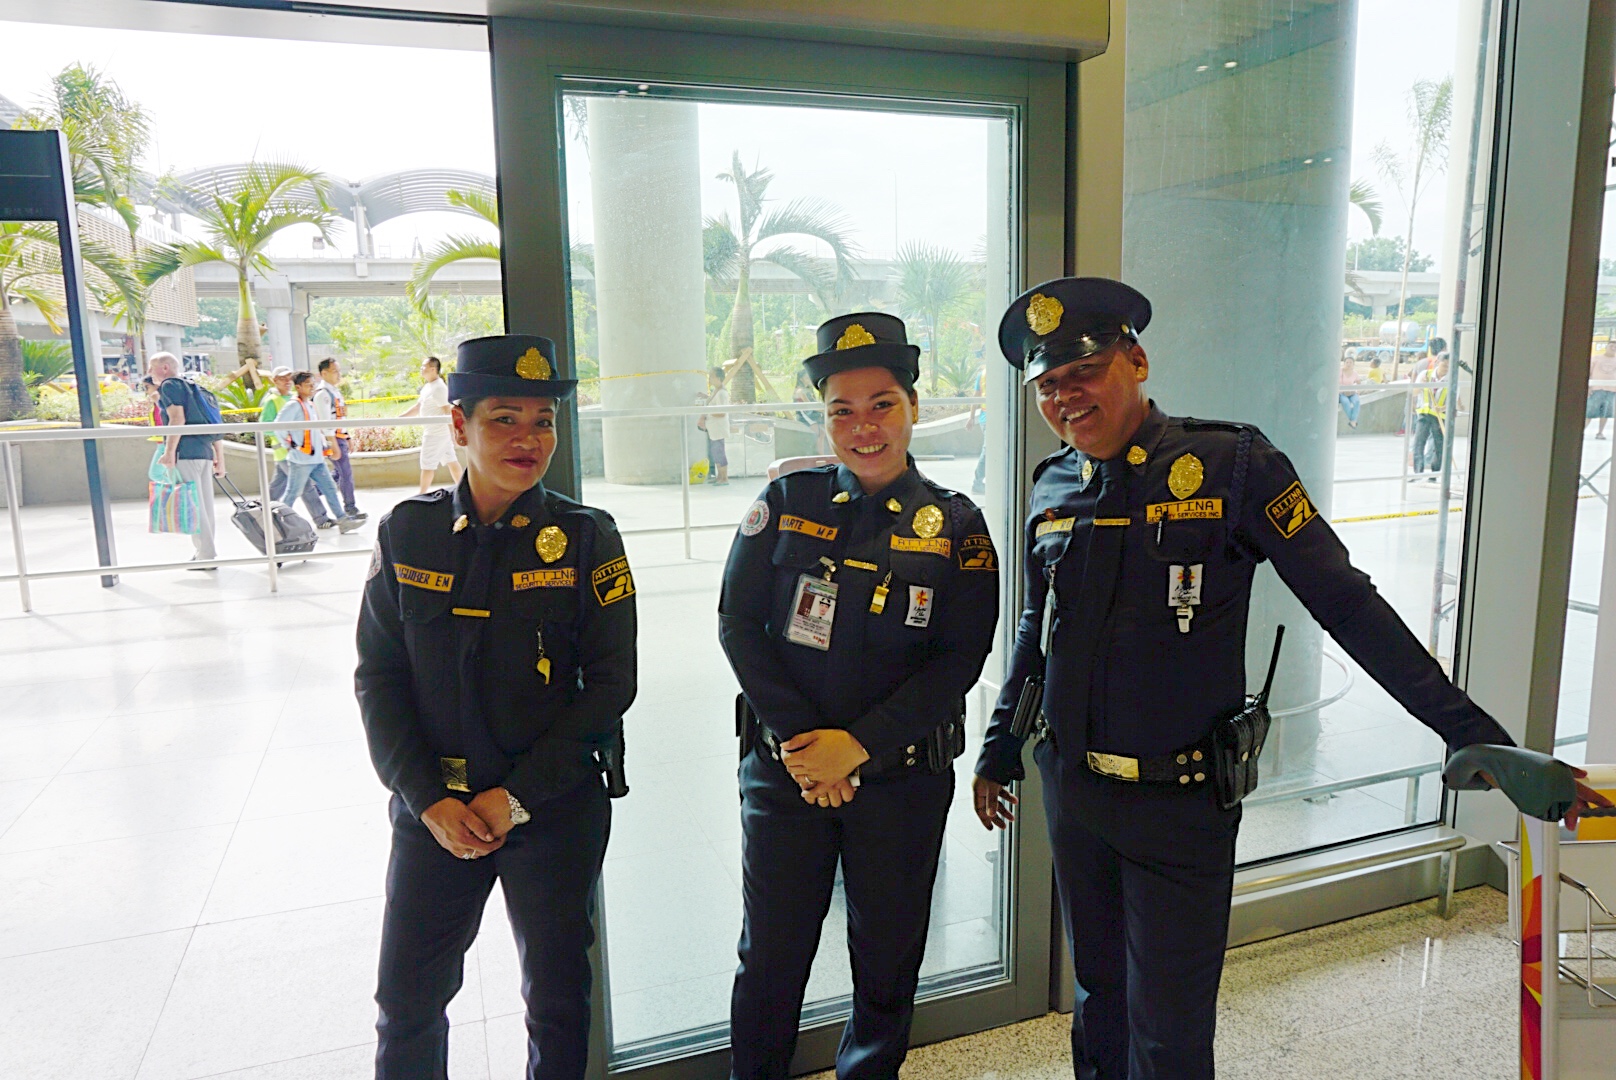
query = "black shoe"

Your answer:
(316, 519), (336, 530)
